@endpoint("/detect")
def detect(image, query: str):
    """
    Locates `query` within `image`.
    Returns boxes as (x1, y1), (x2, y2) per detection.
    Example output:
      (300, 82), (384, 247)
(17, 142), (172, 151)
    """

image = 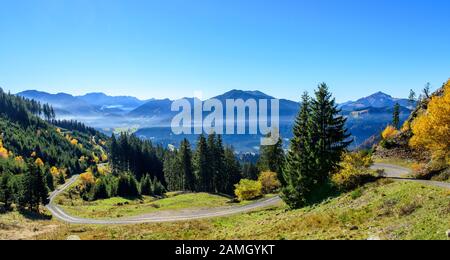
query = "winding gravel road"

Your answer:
(46, 175), (282, 224)
(46, 163), (450, 225)
(371, 163), (450, 189)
